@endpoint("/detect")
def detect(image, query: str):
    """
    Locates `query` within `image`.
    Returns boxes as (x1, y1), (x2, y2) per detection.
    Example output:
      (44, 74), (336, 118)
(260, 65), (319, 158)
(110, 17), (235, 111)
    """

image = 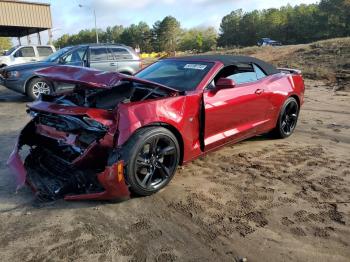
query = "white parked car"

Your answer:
(0, 45), (56, 68)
